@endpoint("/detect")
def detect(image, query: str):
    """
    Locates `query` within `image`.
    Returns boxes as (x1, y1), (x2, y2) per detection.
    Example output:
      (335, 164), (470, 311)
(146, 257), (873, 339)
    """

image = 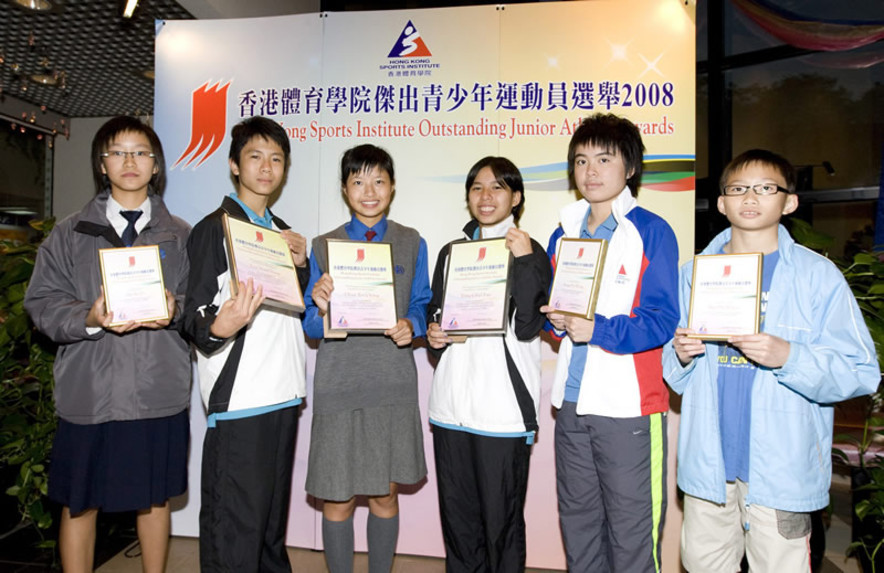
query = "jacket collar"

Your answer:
(220, 195), (290, 231)
(701, 224), (795, 262)
(75, 190), (173, 246)
(462, 215), (515, 240)
(559, 185), (636, 237)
